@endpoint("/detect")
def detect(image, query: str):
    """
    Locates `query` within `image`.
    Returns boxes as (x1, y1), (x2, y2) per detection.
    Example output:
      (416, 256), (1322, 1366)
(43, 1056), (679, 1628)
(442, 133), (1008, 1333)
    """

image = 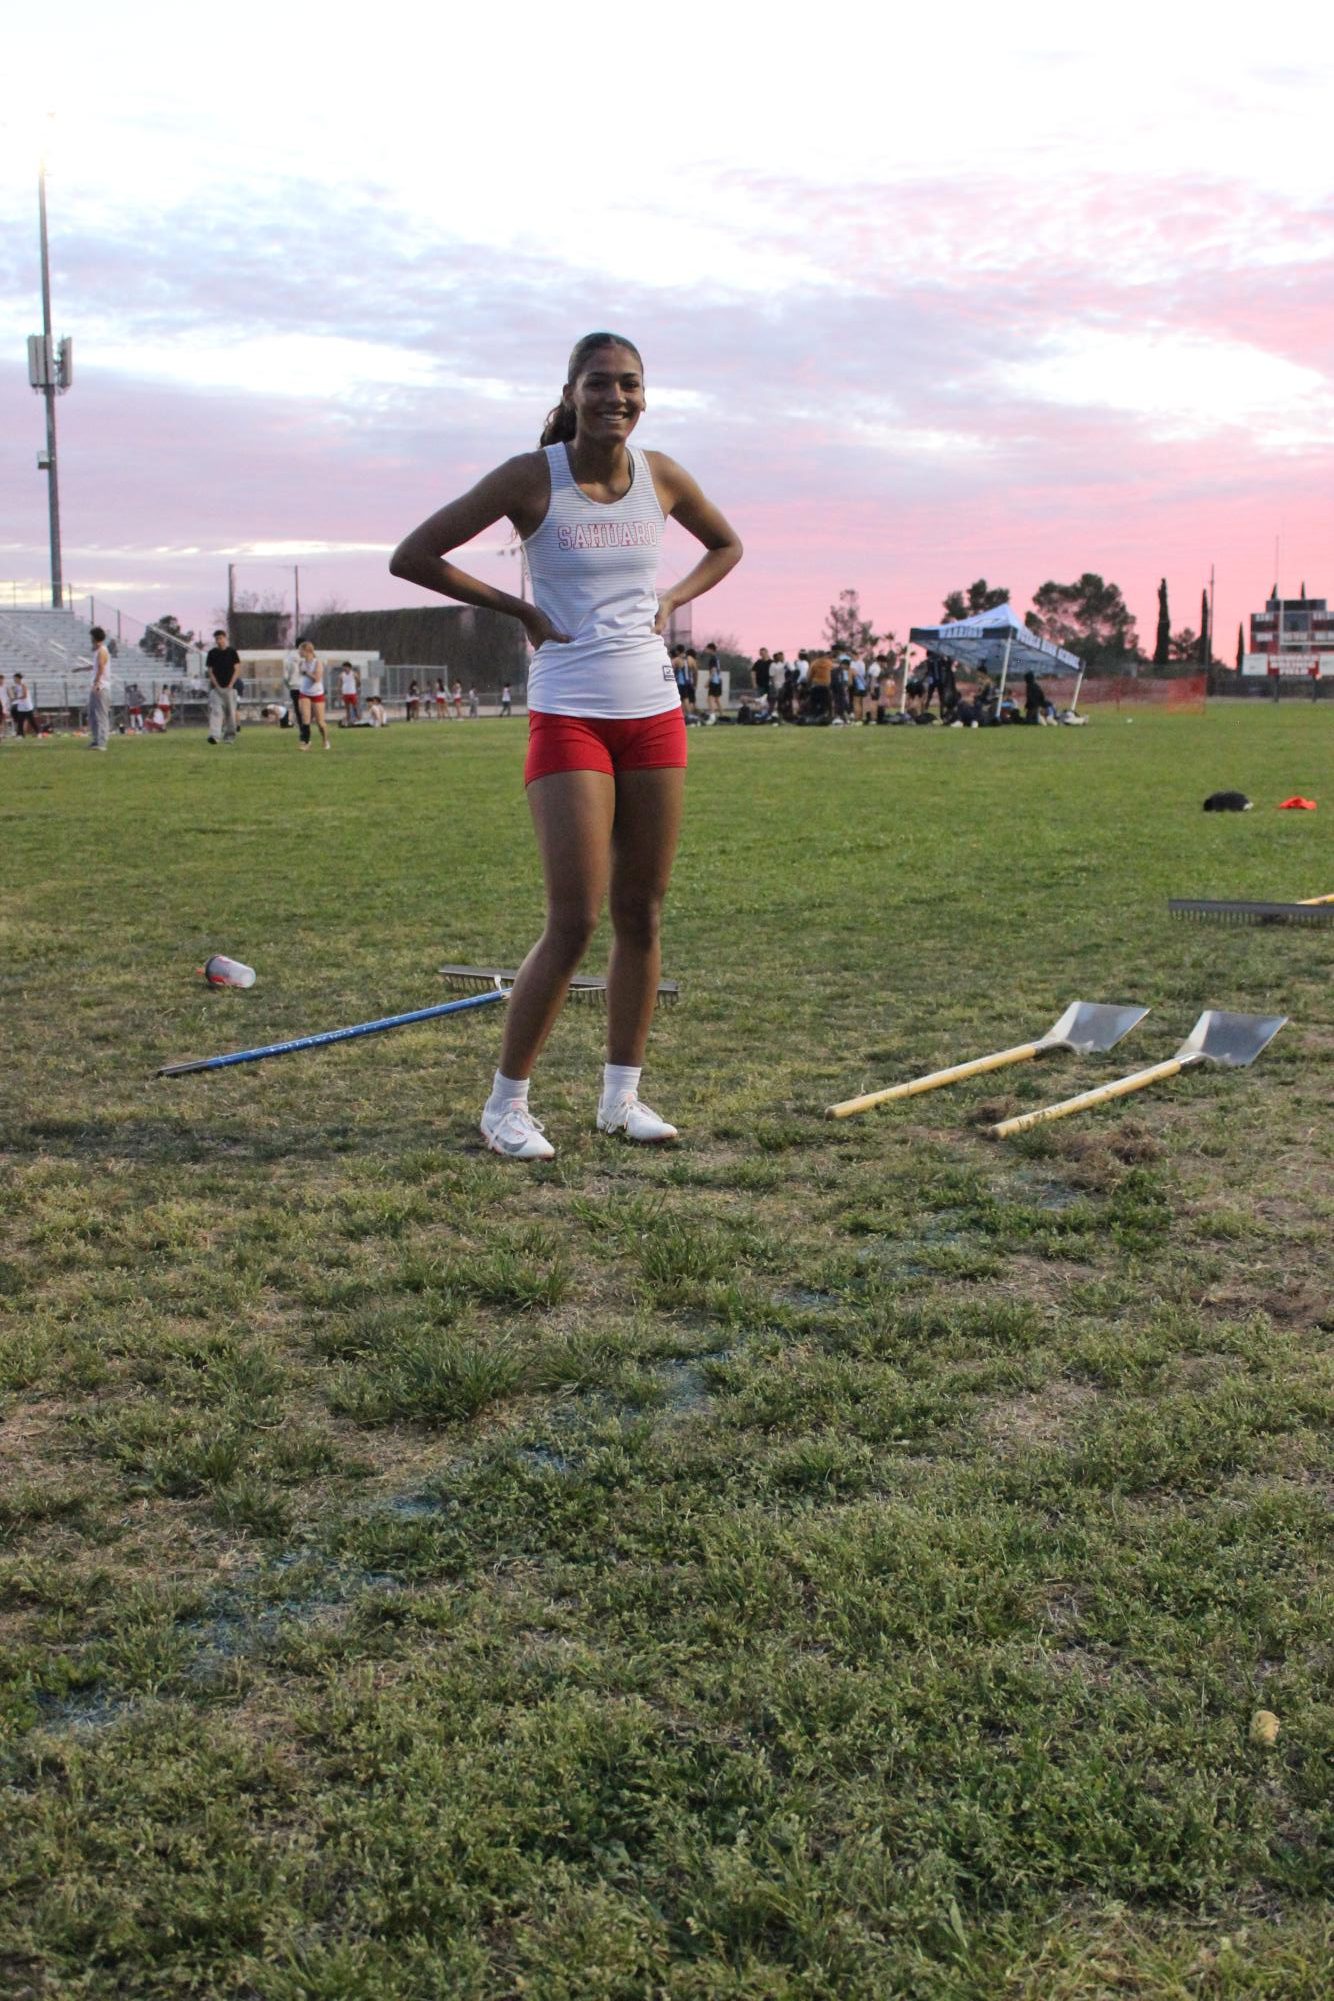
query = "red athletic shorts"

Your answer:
(524, 708), (688, 786)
